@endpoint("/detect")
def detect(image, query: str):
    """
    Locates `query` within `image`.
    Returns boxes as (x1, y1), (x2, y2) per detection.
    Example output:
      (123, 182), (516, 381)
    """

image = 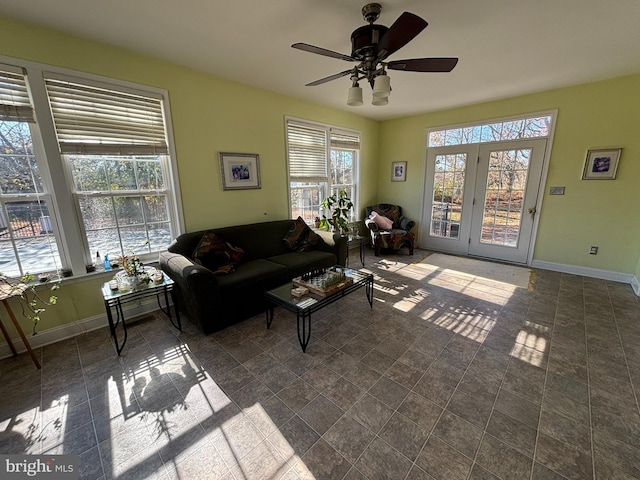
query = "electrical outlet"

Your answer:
(589, 246), (599, 255)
